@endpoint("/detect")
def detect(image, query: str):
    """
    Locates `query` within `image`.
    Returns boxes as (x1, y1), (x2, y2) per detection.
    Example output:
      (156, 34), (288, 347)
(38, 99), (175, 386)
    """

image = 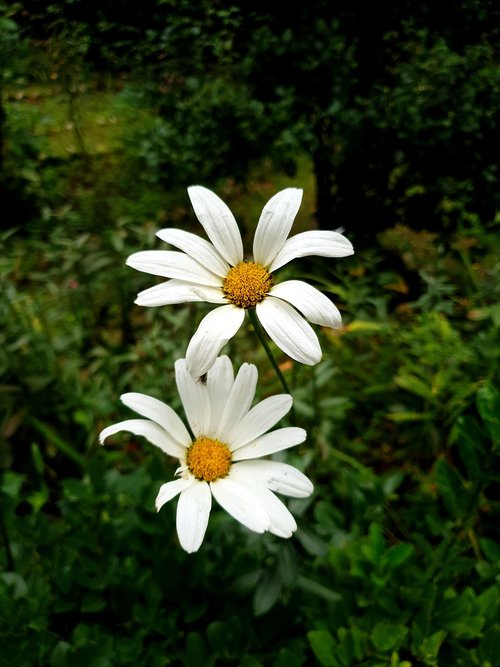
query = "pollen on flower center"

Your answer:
(186, 437), (232, 482)
(222, 261), (274, 308)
